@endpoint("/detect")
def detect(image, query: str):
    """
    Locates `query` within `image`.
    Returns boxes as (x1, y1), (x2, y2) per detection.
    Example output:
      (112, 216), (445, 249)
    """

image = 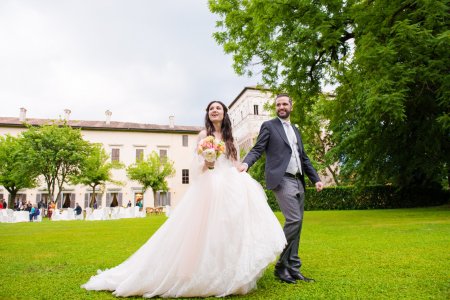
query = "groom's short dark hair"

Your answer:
(275, 93), (292, 105)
